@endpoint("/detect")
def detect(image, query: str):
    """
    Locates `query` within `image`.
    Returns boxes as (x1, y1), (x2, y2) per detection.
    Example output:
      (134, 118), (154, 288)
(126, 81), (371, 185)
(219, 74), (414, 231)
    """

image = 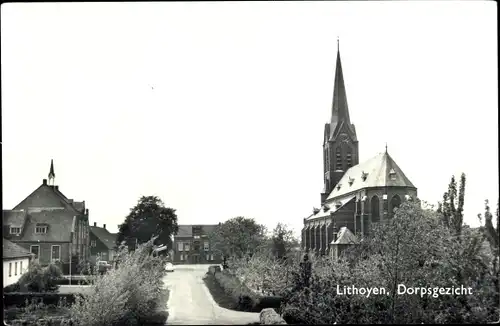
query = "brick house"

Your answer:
(302, 43), (417, 257)
(2, 161), (90, 273)
(173, 225), (222, 264)
(89, 222), (117, 263)
(3, 238), (33, 287)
